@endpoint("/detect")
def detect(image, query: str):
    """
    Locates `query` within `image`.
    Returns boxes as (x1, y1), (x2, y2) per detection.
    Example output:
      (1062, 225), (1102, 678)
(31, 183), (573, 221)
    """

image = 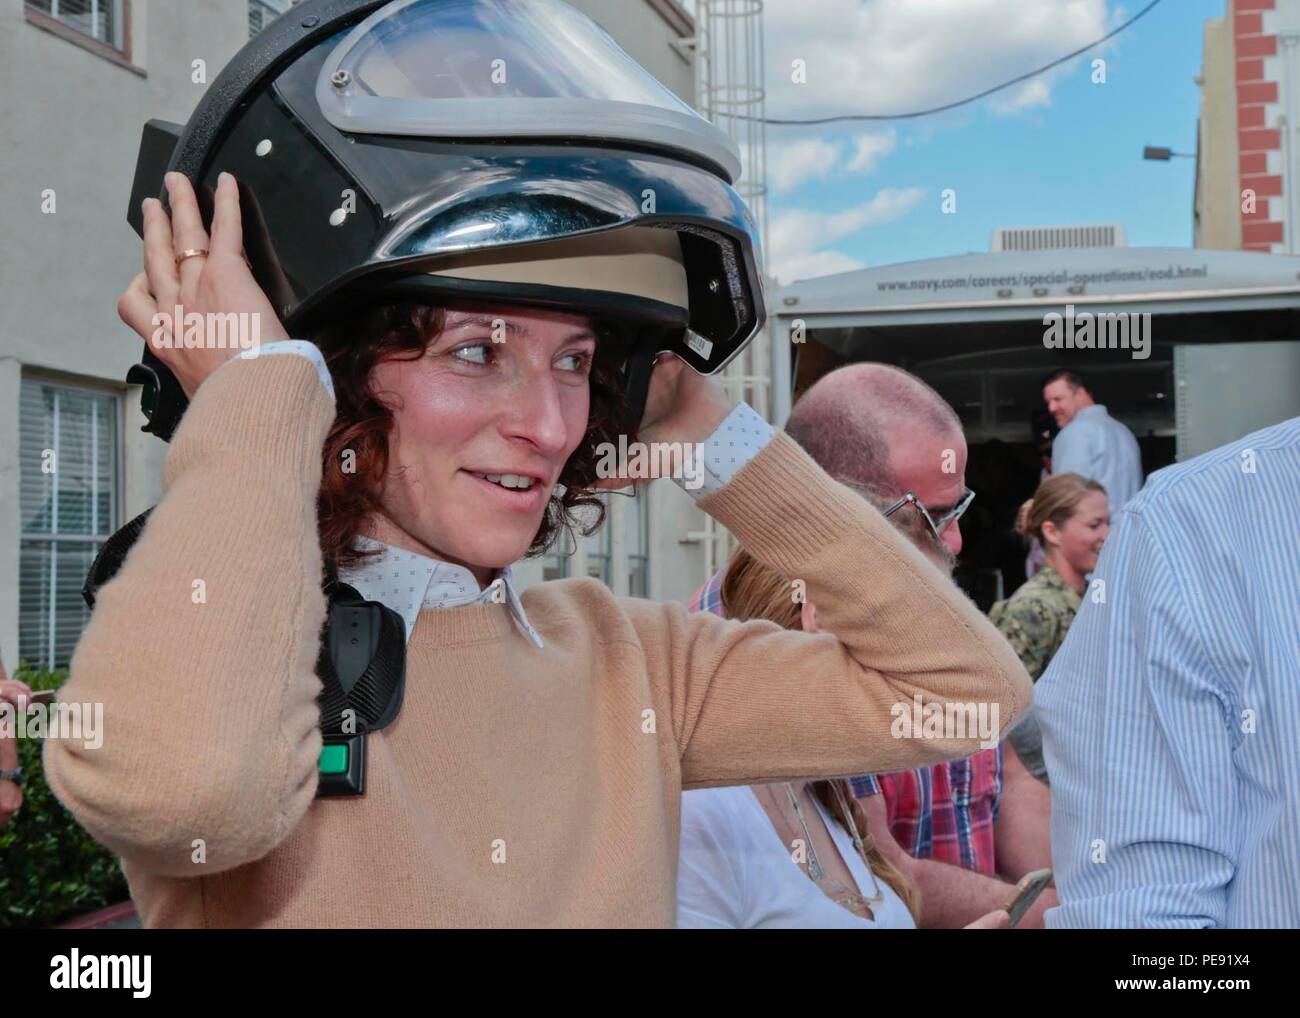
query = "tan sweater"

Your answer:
(43, 355), (1031, 927)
